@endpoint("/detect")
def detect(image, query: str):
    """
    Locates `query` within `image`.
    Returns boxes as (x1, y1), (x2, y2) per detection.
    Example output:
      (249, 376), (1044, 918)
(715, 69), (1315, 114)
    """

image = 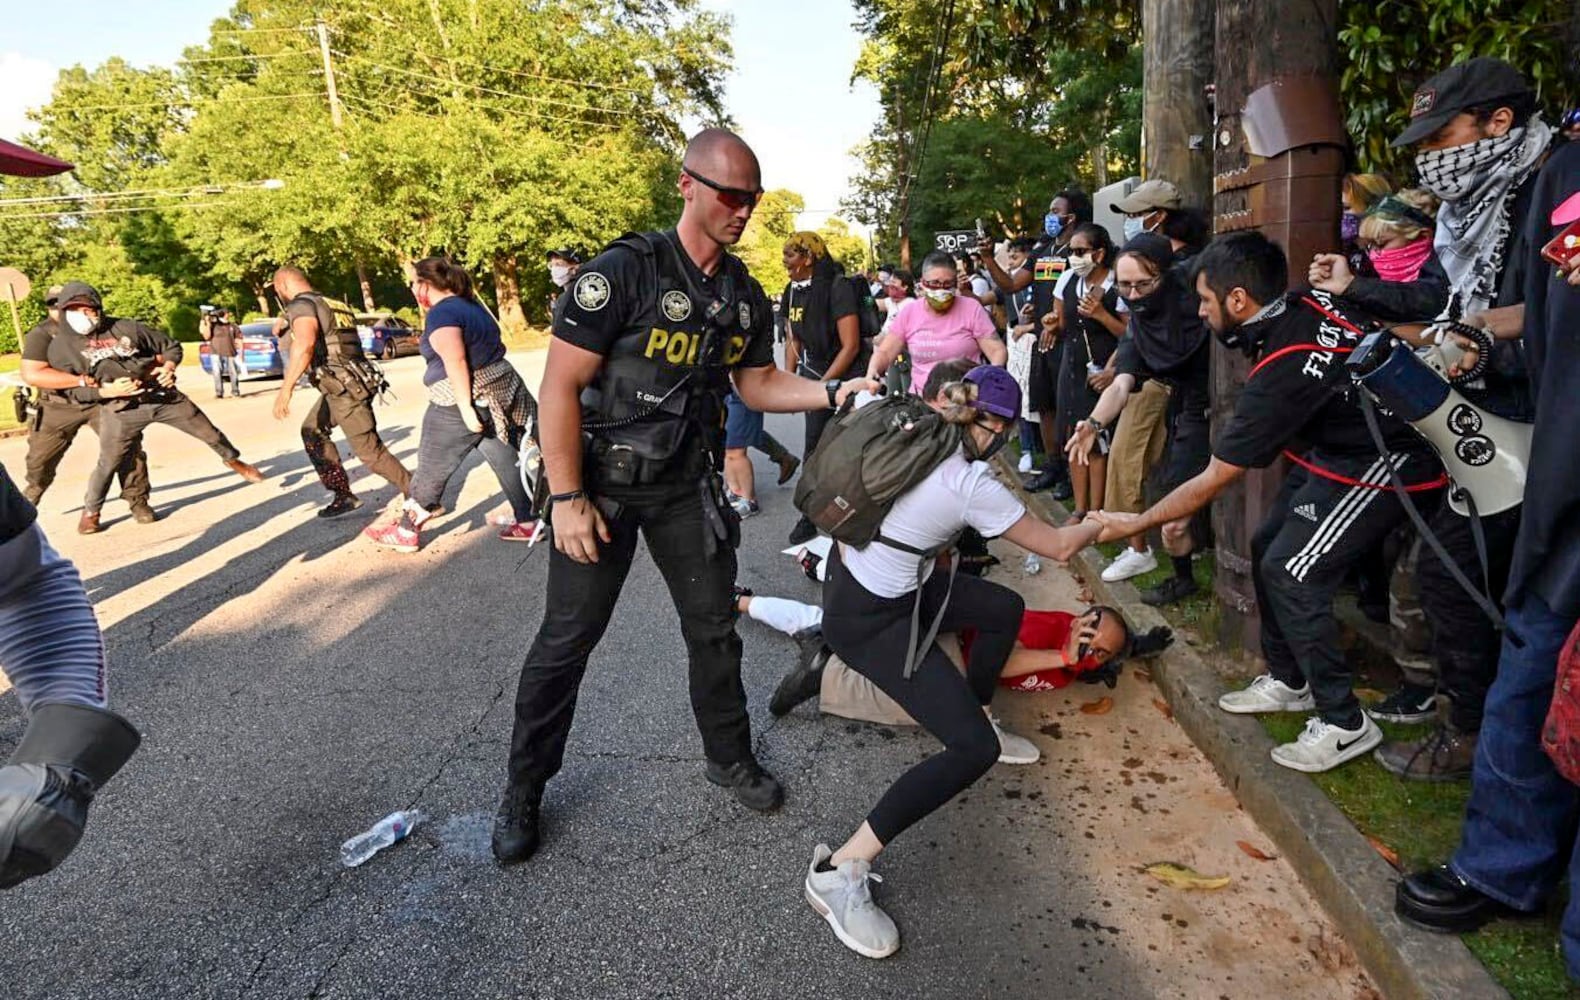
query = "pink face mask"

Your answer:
(1368, 235), (1435, 283)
